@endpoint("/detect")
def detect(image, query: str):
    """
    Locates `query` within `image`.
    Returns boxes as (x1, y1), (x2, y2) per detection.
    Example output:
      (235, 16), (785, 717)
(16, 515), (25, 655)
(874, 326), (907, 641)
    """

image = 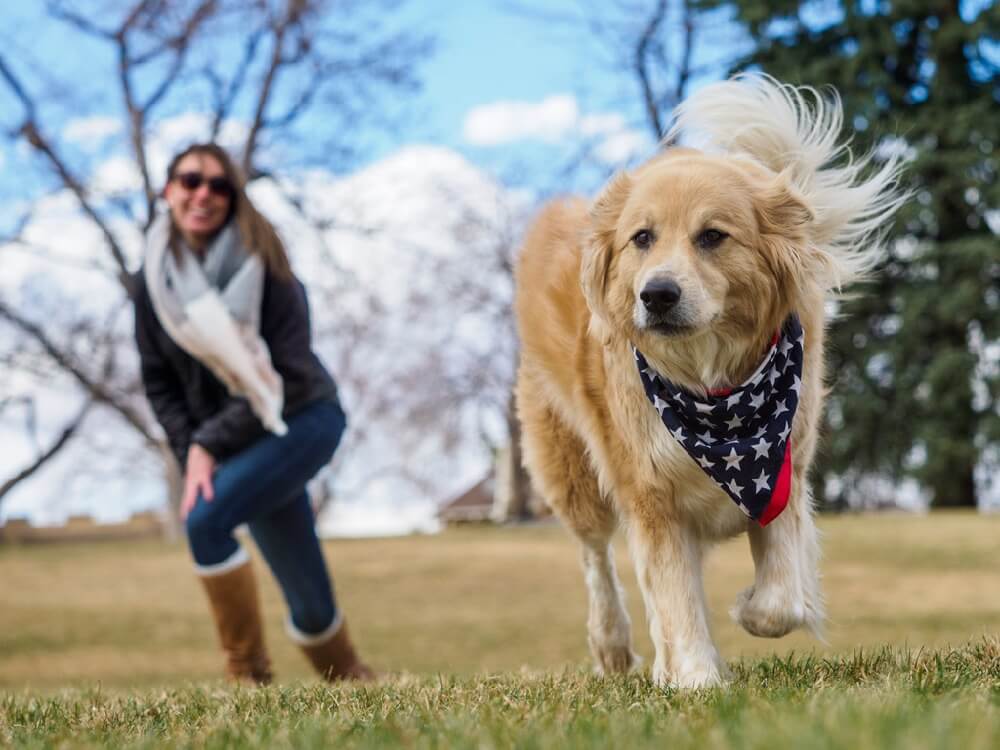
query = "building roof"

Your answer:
(438, 476), (494, 522)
